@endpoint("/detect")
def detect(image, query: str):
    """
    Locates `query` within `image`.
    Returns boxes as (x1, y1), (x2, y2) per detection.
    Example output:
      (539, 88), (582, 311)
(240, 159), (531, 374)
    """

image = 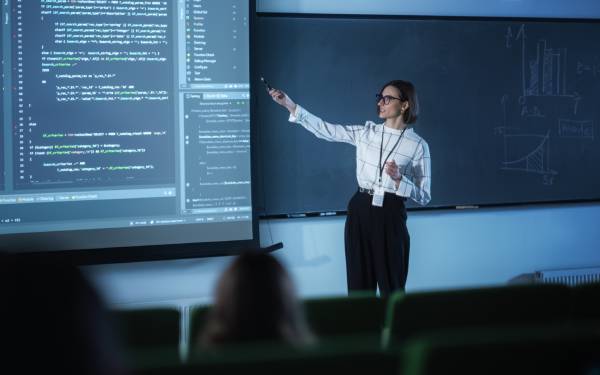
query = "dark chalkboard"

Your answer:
(254, 15), (600, 216)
